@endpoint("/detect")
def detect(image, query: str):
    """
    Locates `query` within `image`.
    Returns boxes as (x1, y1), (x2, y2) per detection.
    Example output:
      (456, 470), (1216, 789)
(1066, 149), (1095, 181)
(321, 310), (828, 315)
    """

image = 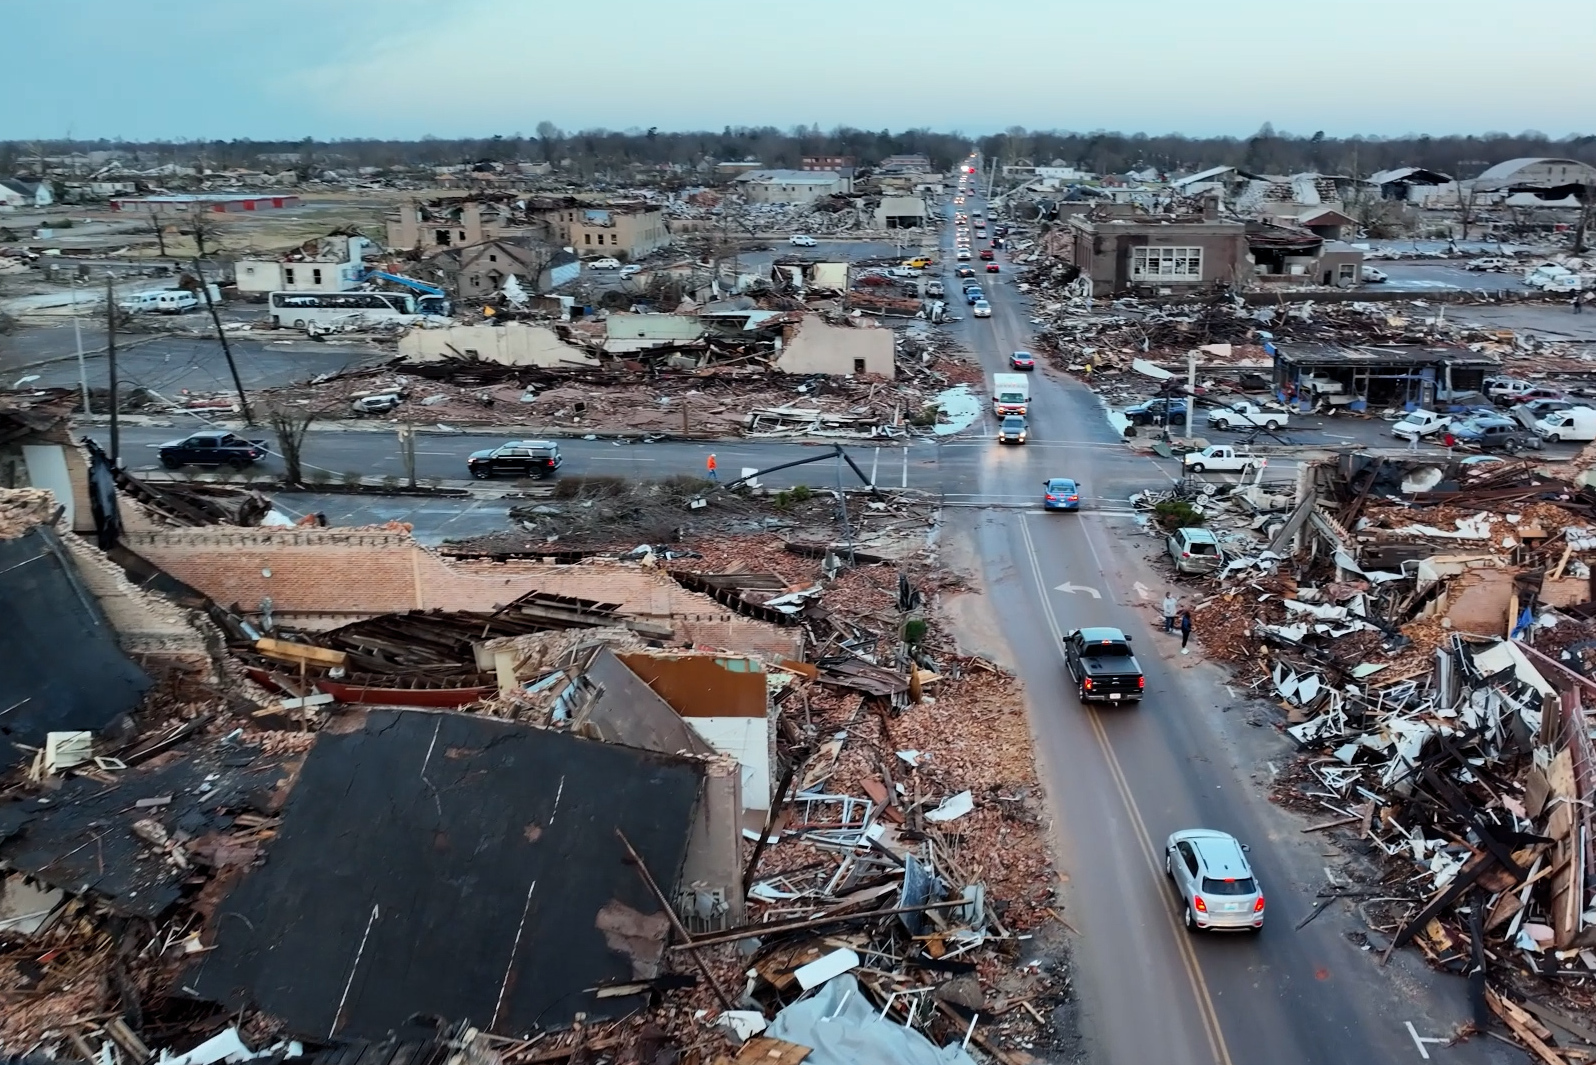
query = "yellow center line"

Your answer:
(1017, 514), (1234, 1065)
